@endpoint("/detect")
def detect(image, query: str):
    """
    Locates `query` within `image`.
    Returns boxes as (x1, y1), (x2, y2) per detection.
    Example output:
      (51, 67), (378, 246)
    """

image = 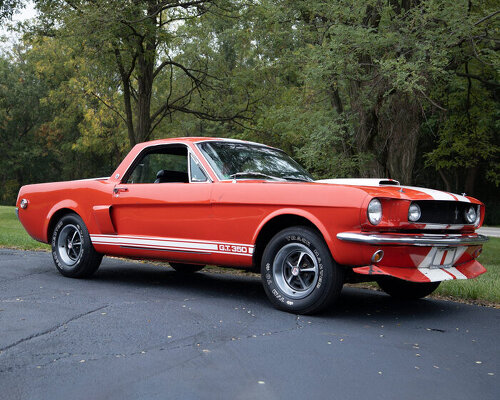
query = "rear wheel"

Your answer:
(261, 226), (344, 314)
(377, 277), (440, 300)
(51, 213), (102, 278)
(169, 263), (205, 274)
